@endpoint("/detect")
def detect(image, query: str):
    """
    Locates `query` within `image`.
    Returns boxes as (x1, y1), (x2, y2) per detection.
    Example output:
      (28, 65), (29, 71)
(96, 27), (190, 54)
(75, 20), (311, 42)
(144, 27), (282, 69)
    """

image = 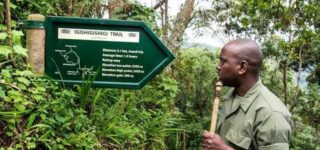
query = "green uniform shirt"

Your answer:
(217, 80), (291, 150)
